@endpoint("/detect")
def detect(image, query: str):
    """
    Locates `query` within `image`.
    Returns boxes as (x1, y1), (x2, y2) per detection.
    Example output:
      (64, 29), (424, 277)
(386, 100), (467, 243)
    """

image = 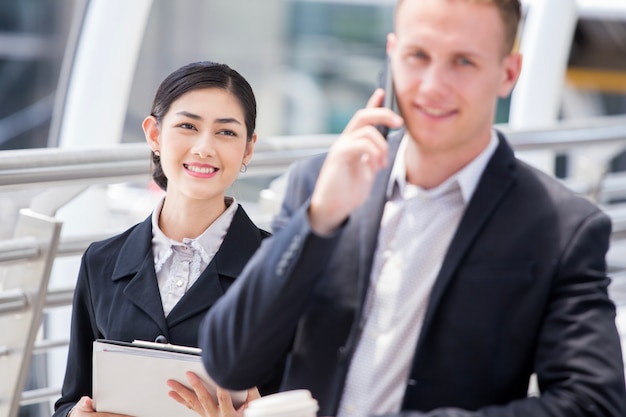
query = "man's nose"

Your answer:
(419, 63), (449, 96)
